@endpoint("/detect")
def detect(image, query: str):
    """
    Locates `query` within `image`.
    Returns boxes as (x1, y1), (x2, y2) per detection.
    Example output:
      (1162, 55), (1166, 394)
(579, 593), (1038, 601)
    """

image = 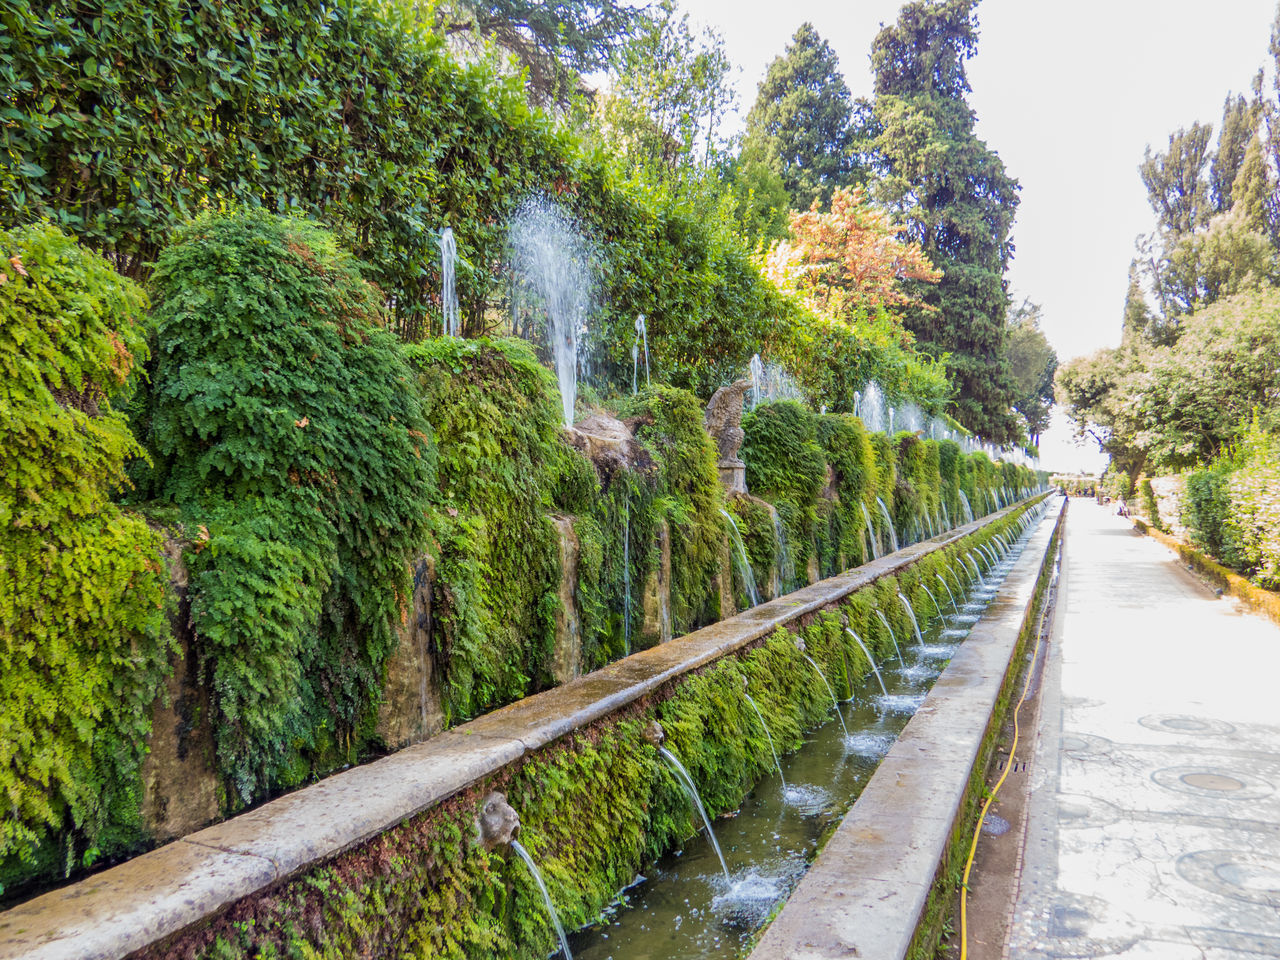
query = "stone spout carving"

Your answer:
(477, 791), (521, 850)
(704, 379), (752, 495)
(643, 719), (666, 746)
